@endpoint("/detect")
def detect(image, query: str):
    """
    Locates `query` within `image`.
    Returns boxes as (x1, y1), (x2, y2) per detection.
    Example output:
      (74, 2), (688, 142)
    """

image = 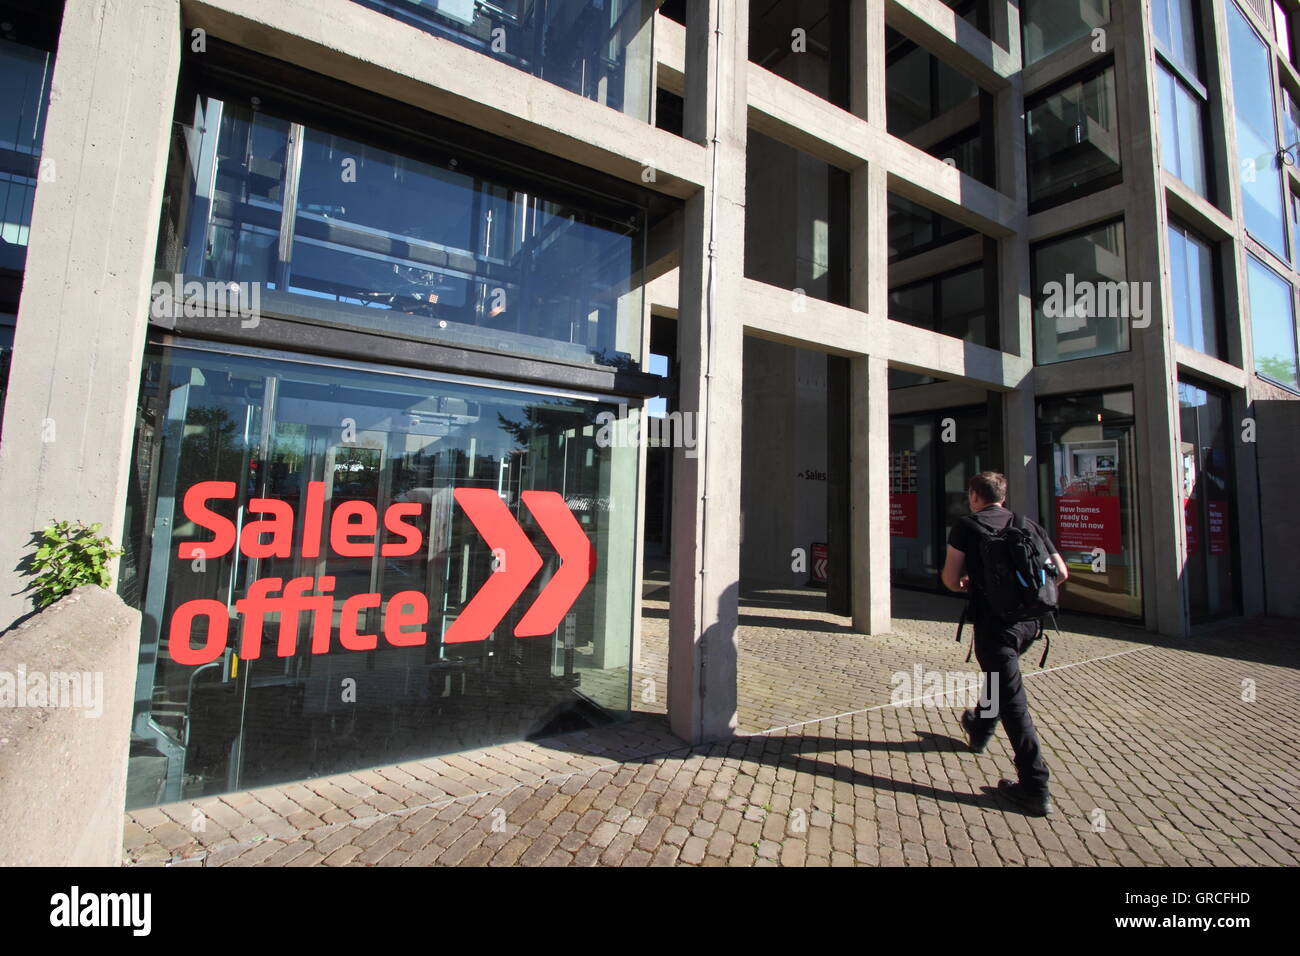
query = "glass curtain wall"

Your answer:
(160, 93), (646, 369)
(1245, 253), (1300, 388)
(1037, 391), (1142, 620)
(0, 14), (58, 430)
(120, 345), (637, 807)
(353, 0), (656, 121)
(1177, 380), (1239, 622)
